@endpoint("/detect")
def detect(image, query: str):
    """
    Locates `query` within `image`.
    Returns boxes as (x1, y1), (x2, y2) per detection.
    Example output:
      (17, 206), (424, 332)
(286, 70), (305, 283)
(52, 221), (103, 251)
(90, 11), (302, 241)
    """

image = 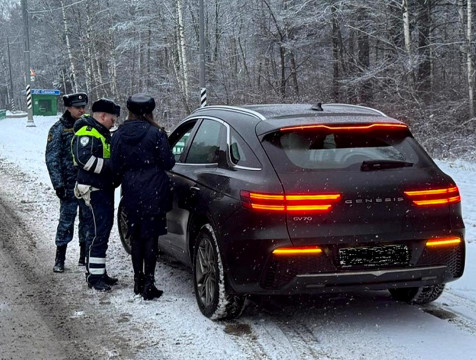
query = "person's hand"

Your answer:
(55, 187), (66, 199)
